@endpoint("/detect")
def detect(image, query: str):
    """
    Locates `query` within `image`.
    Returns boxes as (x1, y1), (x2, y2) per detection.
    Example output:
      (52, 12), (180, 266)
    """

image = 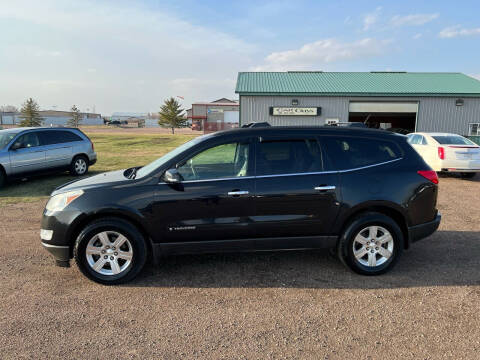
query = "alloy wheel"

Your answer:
(85, 231), (133, 276)
(75, 158), (87, 175)
(352, 225), (394, 267)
